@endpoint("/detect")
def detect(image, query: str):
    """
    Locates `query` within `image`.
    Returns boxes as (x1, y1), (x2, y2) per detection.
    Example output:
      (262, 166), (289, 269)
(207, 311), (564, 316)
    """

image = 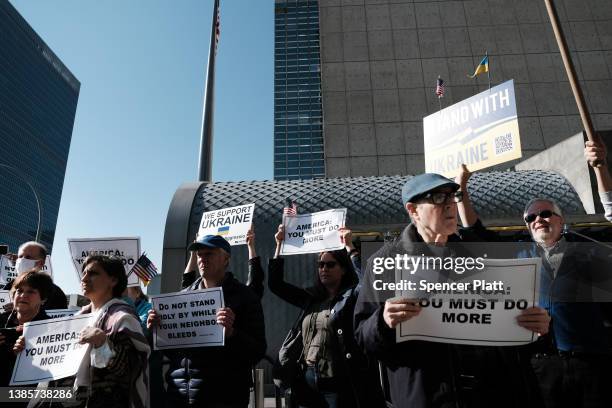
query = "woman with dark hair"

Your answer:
(269, 225), (385, 408)
(0, 270), (52, 387)
(19, 255), (150, 408)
